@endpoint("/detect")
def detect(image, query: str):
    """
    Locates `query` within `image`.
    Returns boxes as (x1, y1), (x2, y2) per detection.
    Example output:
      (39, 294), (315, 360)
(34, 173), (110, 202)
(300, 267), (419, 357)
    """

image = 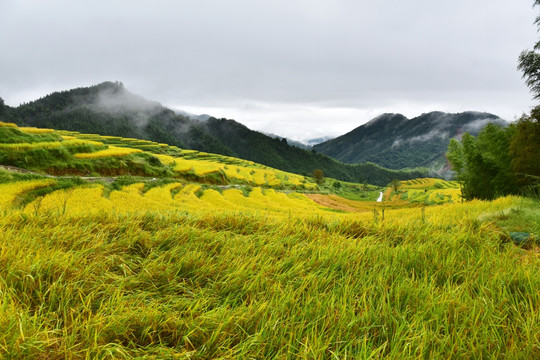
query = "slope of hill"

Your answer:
(0, 121), (538, 359)
(1, 81), (427, 185)
(313, 111), (507, 170)
(0, 121), (321, 189)
(2, 82), (233, 156)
